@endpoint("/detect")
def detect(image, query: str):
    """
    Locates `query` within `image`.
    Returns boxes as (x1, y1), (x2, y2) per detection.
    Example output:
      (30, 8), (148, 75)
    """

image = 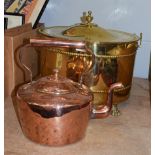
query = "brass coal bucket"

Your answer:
(36, 11), (142, 115)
